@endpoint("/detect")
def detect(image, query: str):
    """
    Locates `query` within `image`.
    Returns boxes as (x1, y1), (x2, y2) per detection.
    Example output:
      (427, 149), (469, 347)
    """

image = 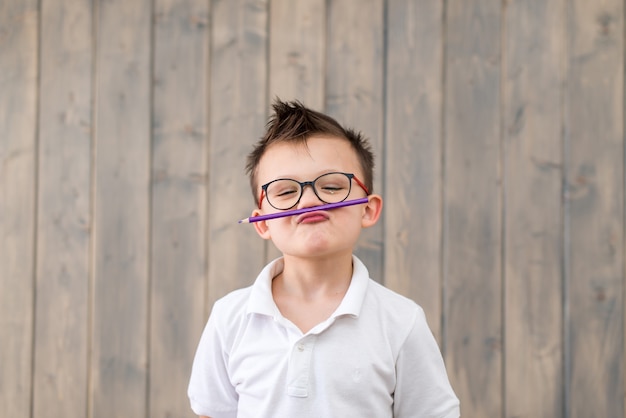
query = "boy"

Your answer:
(188, 99), (460, 417)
